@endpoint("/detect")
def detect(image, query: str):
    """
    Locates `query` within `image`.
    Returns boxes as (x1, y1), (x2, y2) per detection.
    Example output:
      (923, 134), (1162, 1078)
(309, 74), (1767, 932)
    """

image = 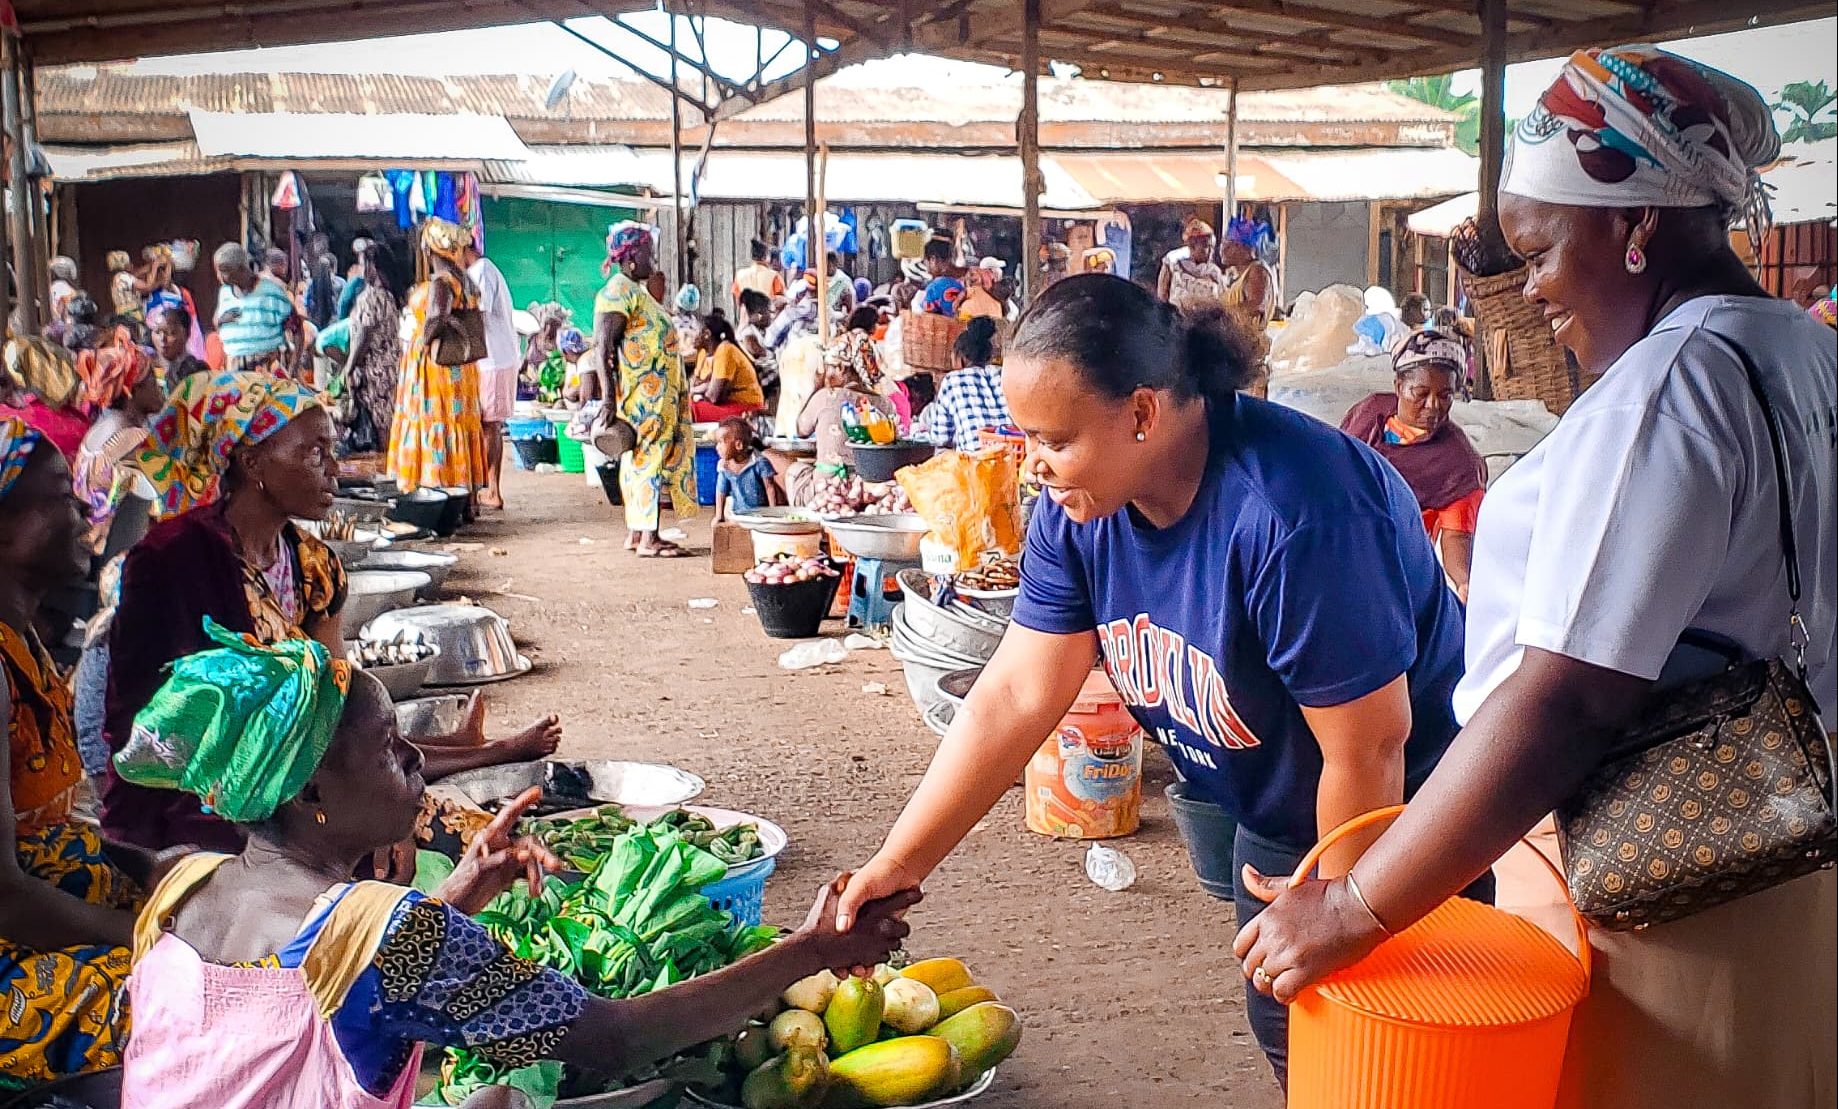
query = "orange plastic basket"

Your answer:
(1286, 806), (1590, 1109)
